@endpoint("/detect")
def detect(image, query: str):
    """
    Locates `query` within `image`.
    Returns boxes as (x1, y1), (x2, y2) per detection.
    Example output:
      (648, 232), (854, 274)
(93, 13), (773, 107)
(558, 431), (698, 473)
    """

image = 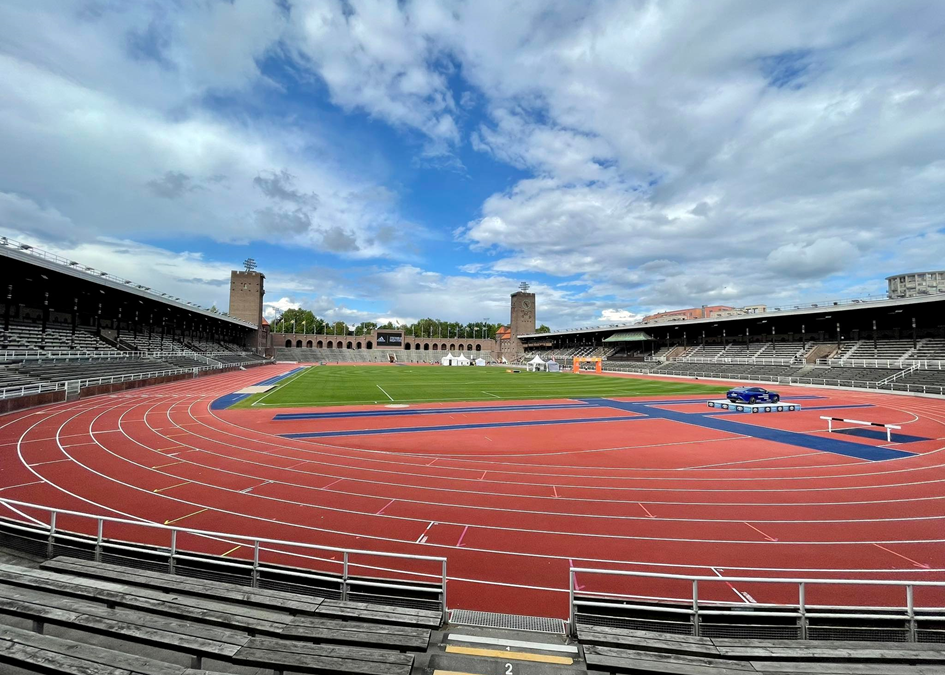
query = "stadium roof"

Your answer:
(603, 330), (653, 342)
(519, 292), (945, 340)
(0, 237), (256, 329)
